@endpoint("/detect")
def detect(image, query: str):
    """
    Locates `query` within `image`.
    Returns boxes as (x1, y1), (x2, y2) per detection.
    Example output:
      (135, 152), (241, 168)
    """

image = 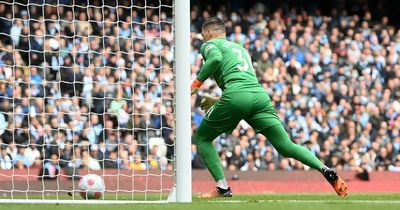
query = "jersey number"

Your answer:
(232, 48), (252, 72)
